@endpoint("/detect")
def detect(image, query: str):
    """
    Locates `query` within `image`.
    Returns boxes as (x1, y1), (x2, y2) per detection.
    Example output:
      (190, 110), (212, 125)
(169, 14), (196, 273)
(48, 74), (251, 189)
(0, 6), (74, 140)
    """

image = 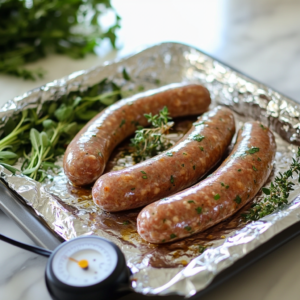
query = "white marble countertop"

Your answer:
(1, 0), (300, 299)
